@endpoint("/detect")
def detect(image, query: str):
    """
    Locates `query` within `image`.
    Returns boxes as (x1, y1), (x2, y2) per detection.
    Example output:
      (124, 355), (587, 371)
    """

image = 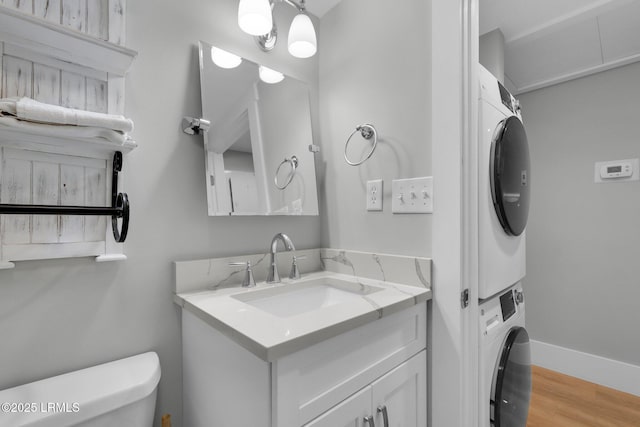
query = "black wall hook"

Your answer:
(0, 152), (130, 243)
